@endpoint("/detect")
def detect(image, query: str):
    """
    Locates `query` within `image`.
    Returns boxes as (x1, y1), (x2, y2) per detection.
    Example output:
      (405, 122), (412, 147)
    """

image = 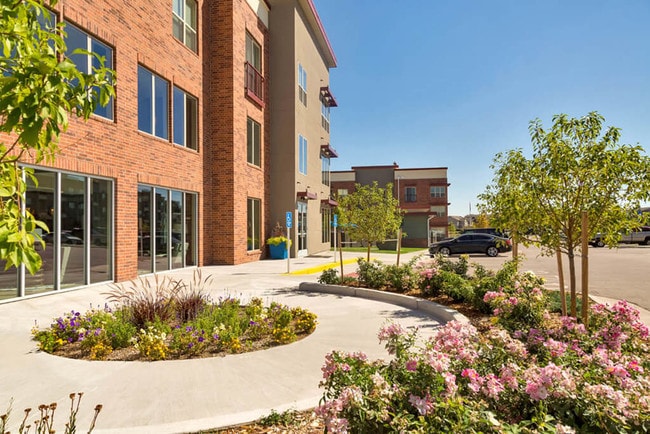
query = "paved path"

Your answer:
(0, 250), (647, 433)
